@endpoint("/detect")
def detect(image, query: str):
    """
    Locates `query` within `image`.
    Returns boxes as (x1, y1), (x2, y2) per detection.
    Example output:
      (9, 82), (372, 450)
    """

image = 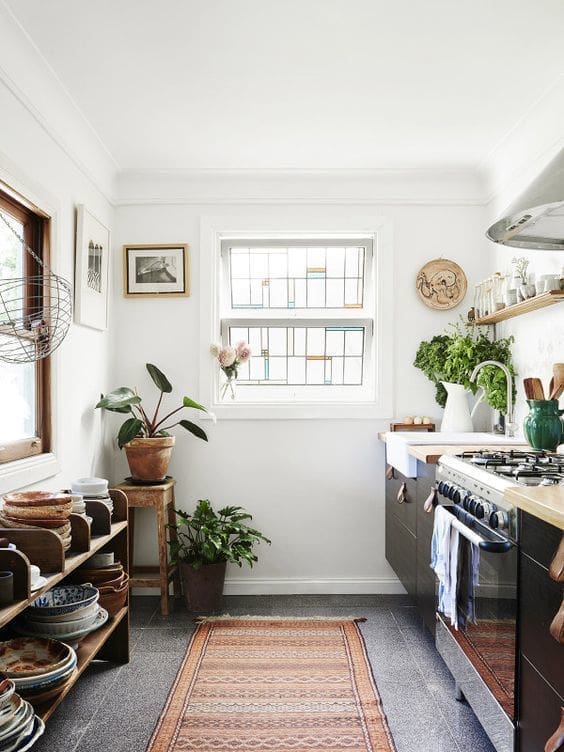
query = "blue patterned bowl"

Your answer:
(28, 585), (98, 617)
